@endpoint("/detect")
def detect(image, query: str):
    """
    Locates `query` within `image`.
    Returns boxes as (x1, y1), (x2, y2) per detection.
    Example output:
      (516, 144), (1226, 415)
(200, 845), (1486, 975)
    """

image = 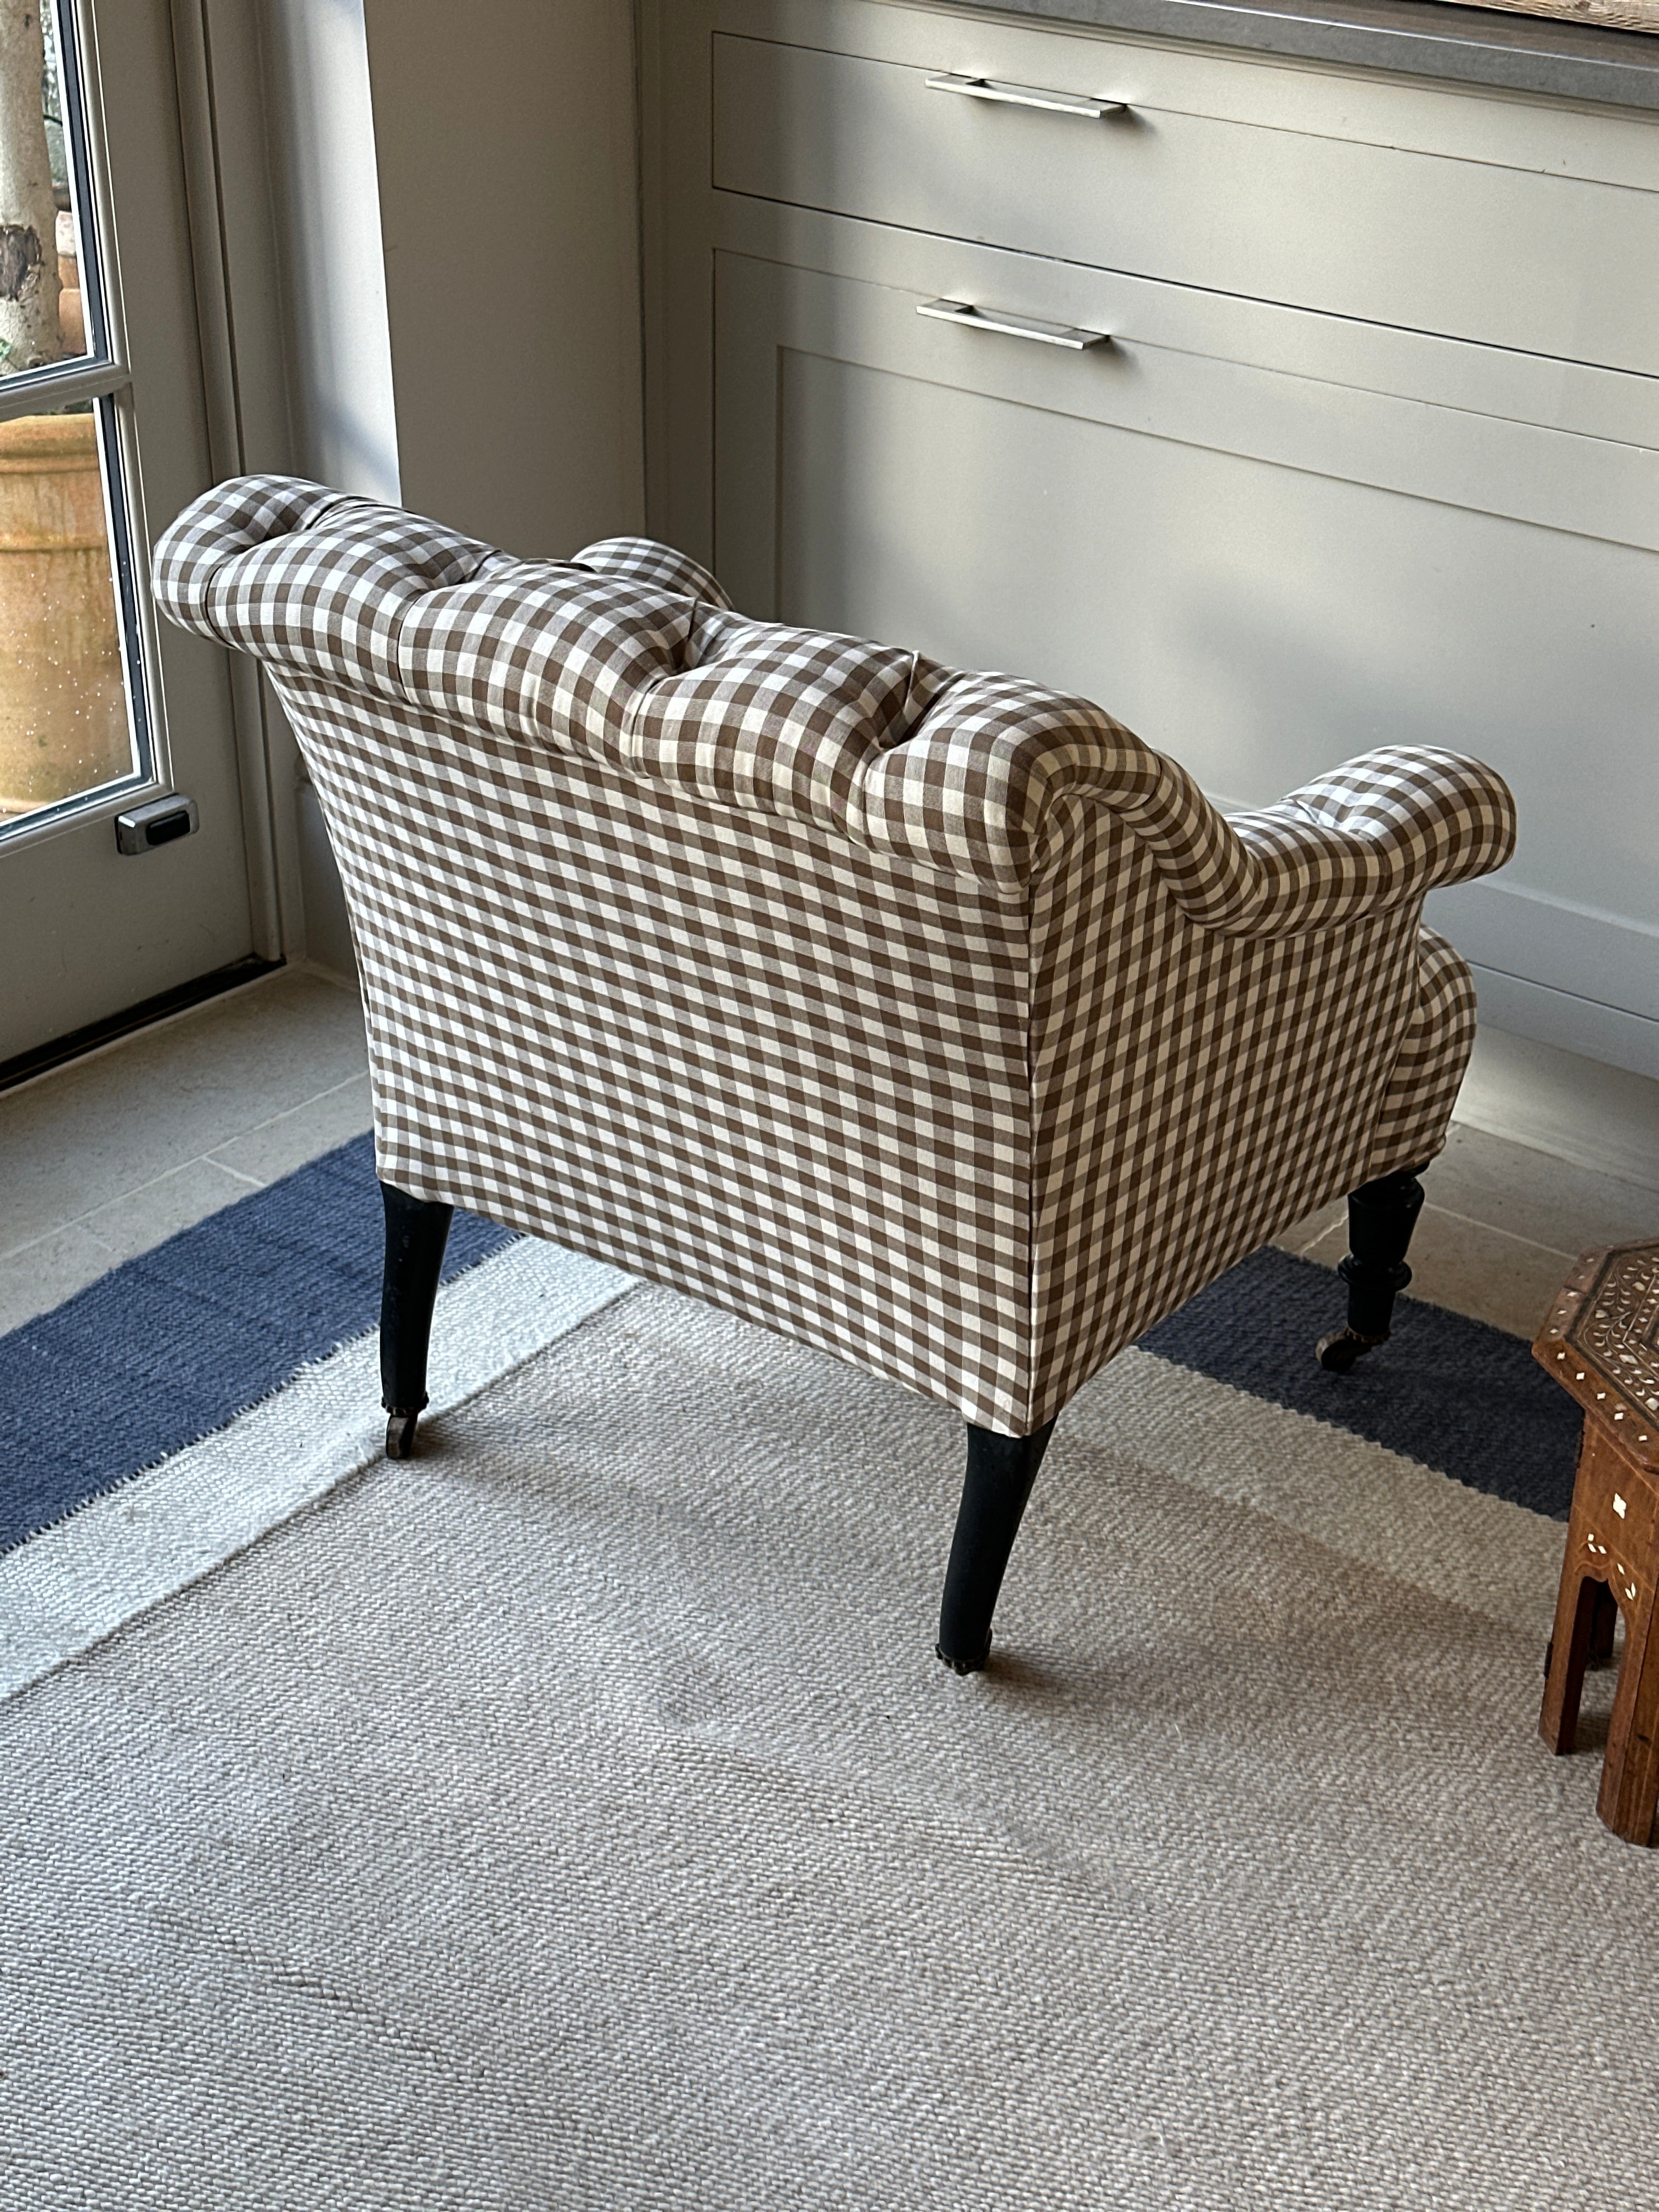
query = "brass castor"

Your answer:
(1316, 1328), (1380, 1373)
